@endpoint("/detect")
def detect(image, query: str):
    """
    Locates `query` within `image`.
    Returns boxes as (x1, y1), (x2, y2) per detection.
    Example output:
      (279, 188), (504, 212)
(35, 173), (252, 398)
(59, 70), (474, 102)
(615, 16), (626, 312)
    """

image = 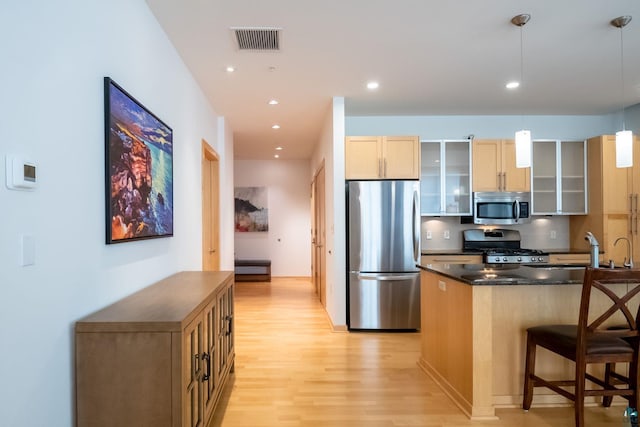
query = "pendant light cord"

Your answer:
(619, 26), (626, 132)
(520, 24), (525, 130)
